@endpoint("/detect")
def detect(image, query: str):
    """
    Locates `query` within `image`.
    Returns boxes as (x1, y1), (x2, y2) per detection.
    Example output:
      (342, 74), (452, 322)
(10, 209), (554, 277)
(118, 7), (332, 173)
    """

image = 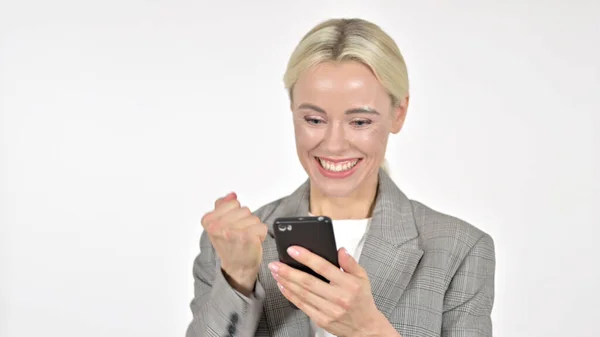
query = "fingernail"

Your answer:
(268, 262), (279, 272)
(277, 283), (284, 290)
(343, 248), (350, 256)
(287, 247), (300, 257)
